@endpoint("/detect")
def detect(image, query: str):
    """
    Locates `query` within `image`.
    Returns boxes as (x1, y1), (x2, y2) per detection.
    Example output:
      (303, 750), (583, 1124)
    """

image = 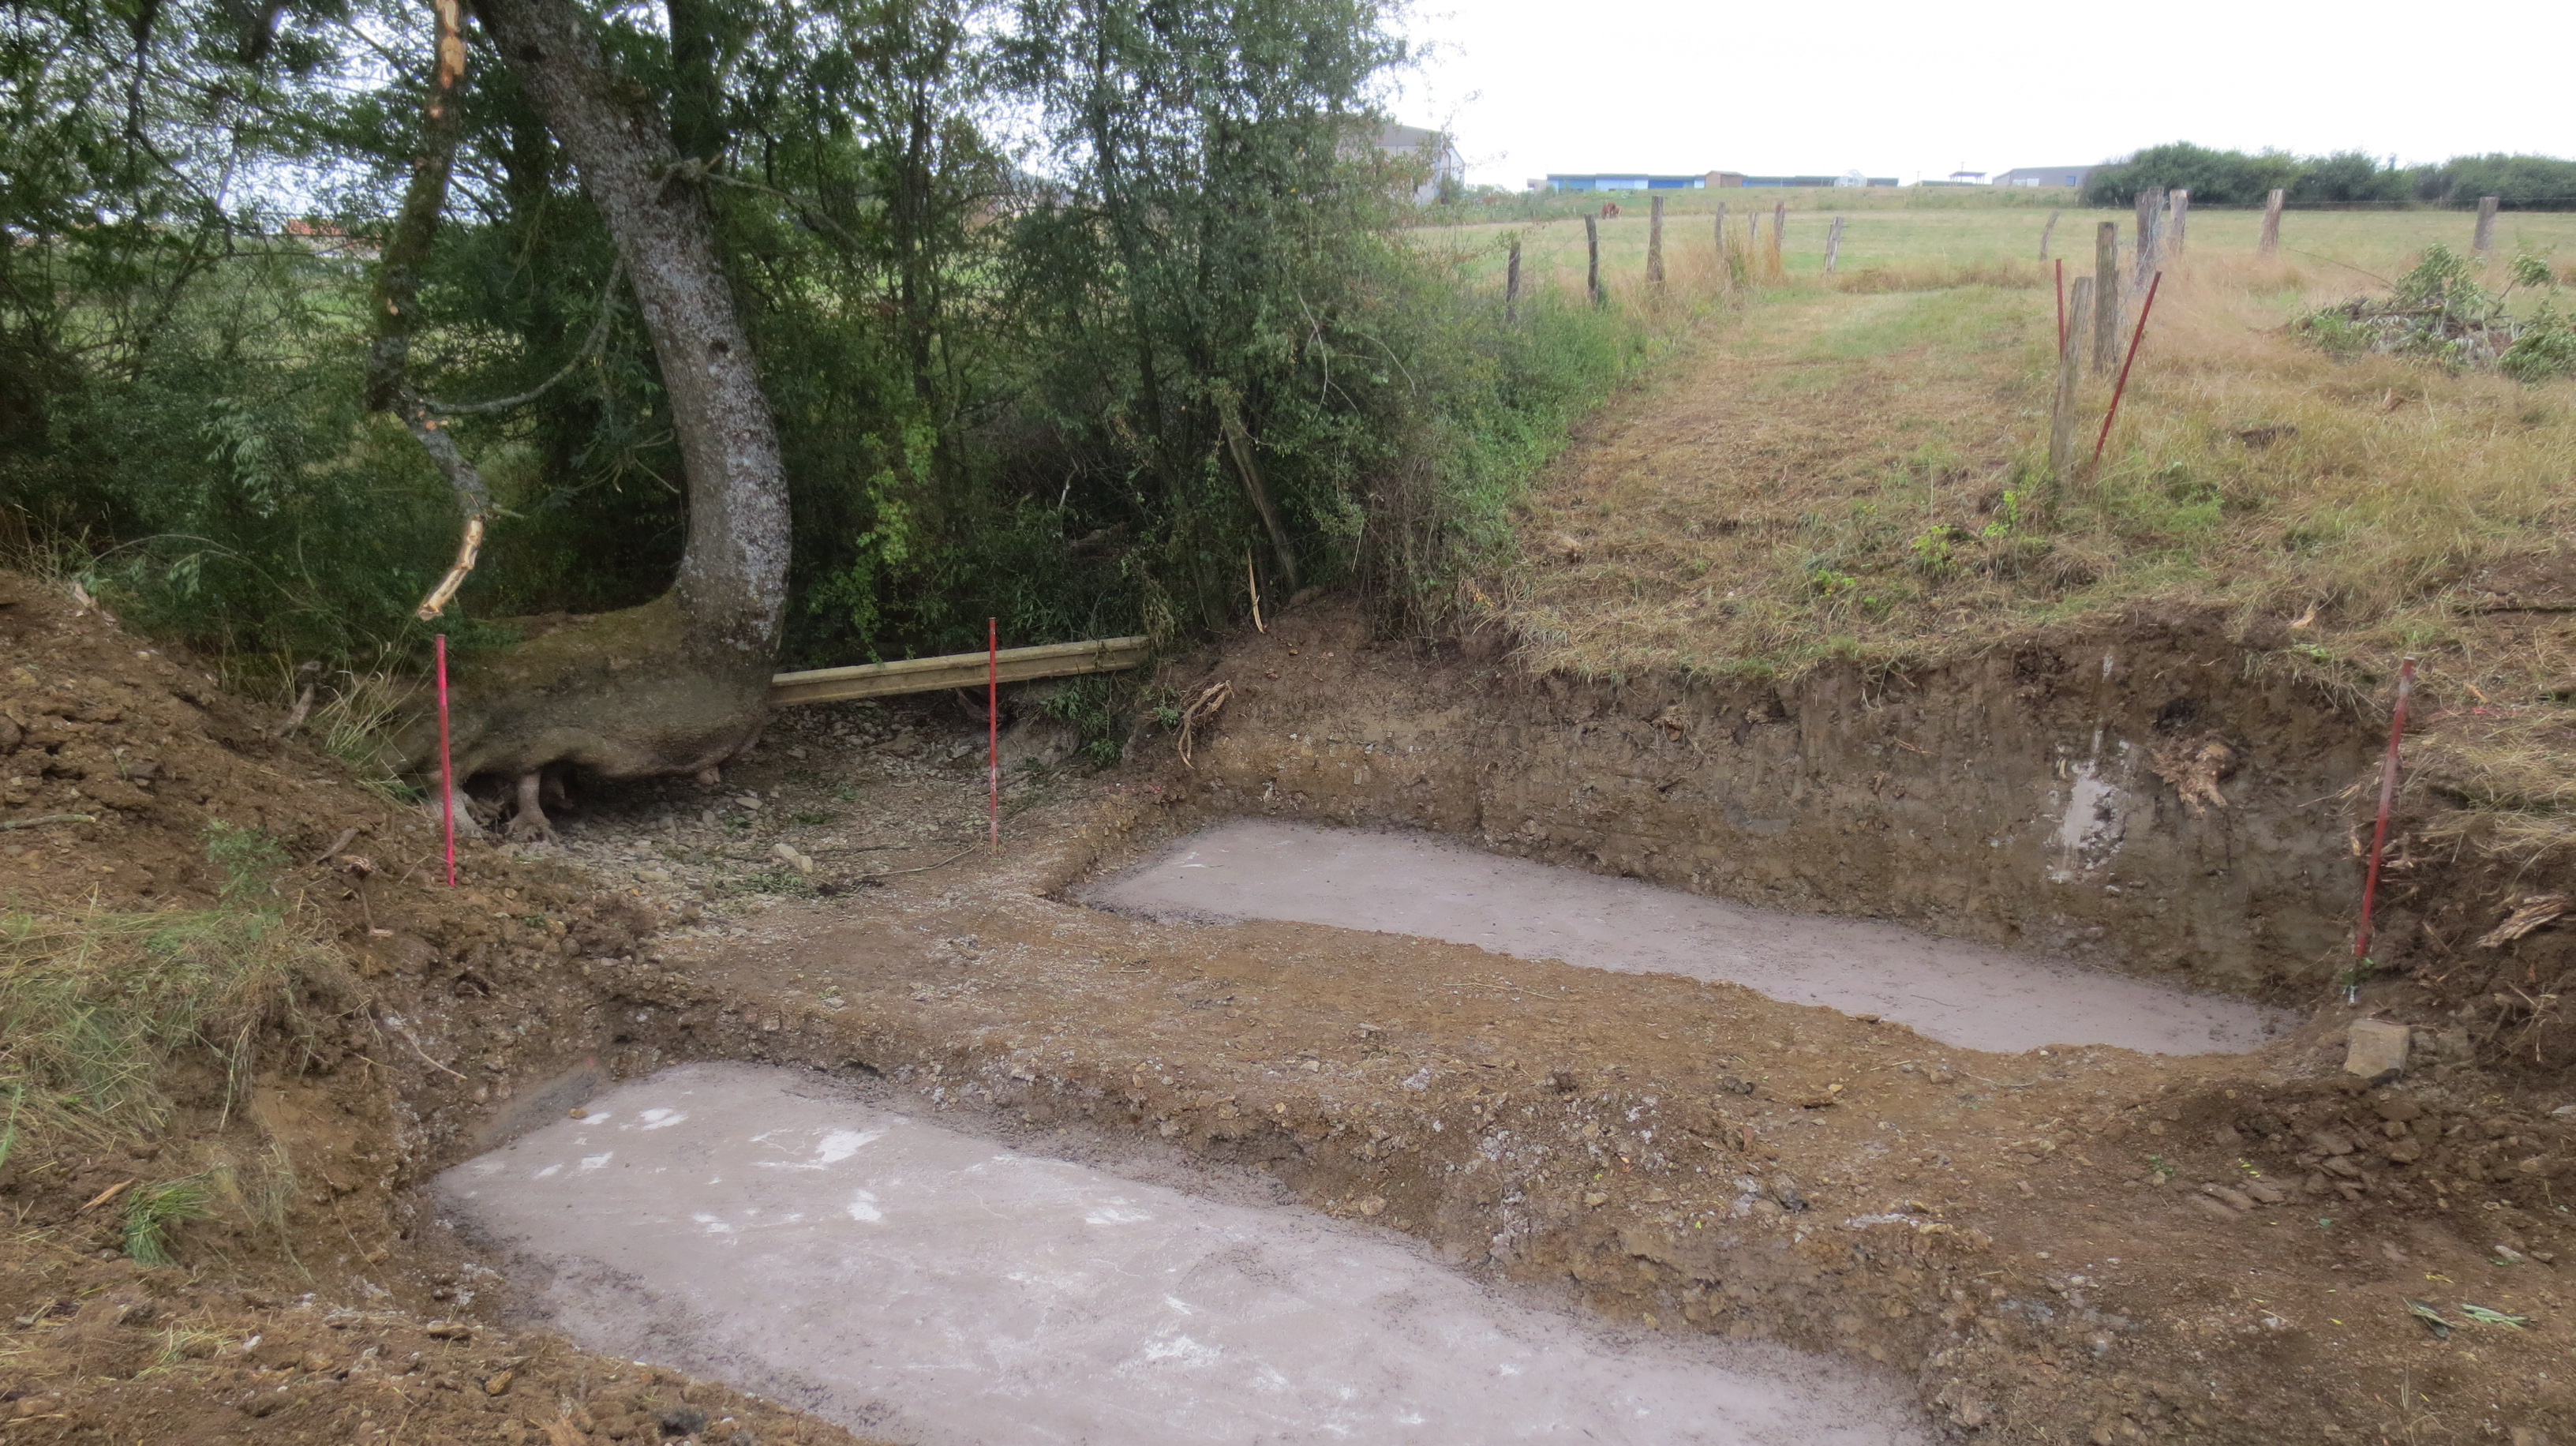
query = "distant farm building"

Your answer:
(1374, 124), (1465, 204)
(1994, 165), (2100, 189)
(1741, 174), (1897, 188)
(1544, 170), (1893, 192)
(1546, 174), (1711, 192)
